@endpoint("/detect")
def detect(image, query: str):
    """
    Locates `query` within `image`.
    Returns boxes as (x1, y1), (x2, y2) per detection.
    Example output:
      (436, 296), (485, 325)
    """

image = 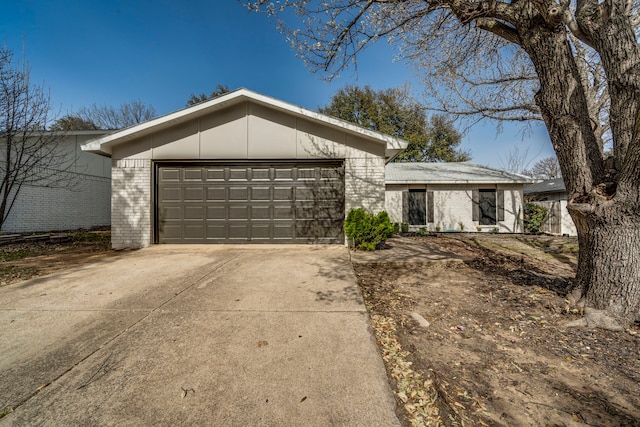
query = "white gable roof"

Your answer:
(81, 88), (407, 158)
(386, 162), (534, 184)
